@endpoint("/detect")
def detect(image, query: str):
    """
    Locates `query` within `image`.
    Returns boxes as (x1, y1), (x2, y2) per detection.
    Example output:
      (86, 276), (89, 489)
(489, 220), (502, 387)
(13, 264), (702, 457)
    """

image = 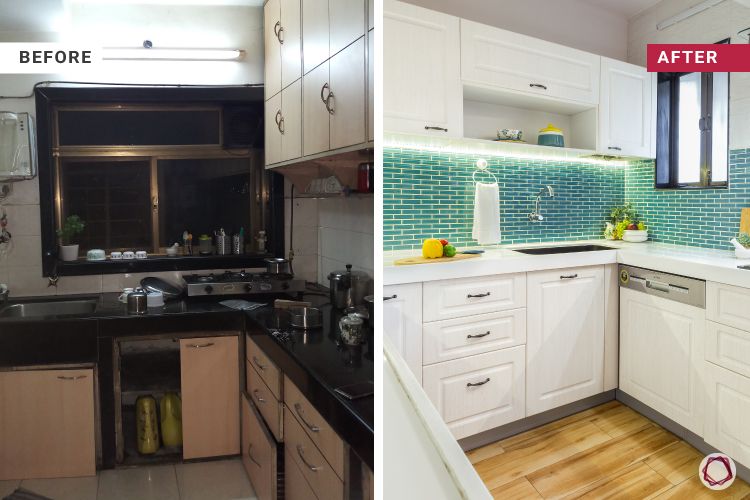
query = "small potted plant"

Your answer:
(57, 215), (85, 261)
(605, 203), (648, 242)
(731, 233), (750, 259)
